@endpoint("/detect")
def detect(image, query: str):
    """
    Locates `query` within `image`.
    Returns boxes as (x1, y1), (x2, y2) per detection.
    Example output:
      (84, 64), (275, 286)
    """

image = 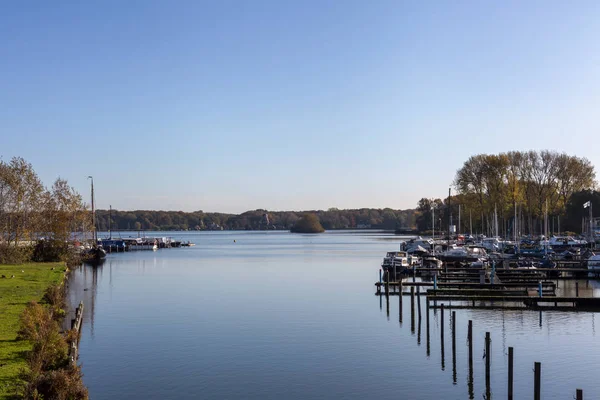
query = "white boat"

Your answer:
(480, 237), (502, 252)
(439, 245), (487, 263)
(401, 237), (434, 253)
(588, 254), (600, 272)
(548, 236), (588, 248)
(382, 251), (400, 270)
(382, 251), (416, 271)
(479, 237), (514, 252)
